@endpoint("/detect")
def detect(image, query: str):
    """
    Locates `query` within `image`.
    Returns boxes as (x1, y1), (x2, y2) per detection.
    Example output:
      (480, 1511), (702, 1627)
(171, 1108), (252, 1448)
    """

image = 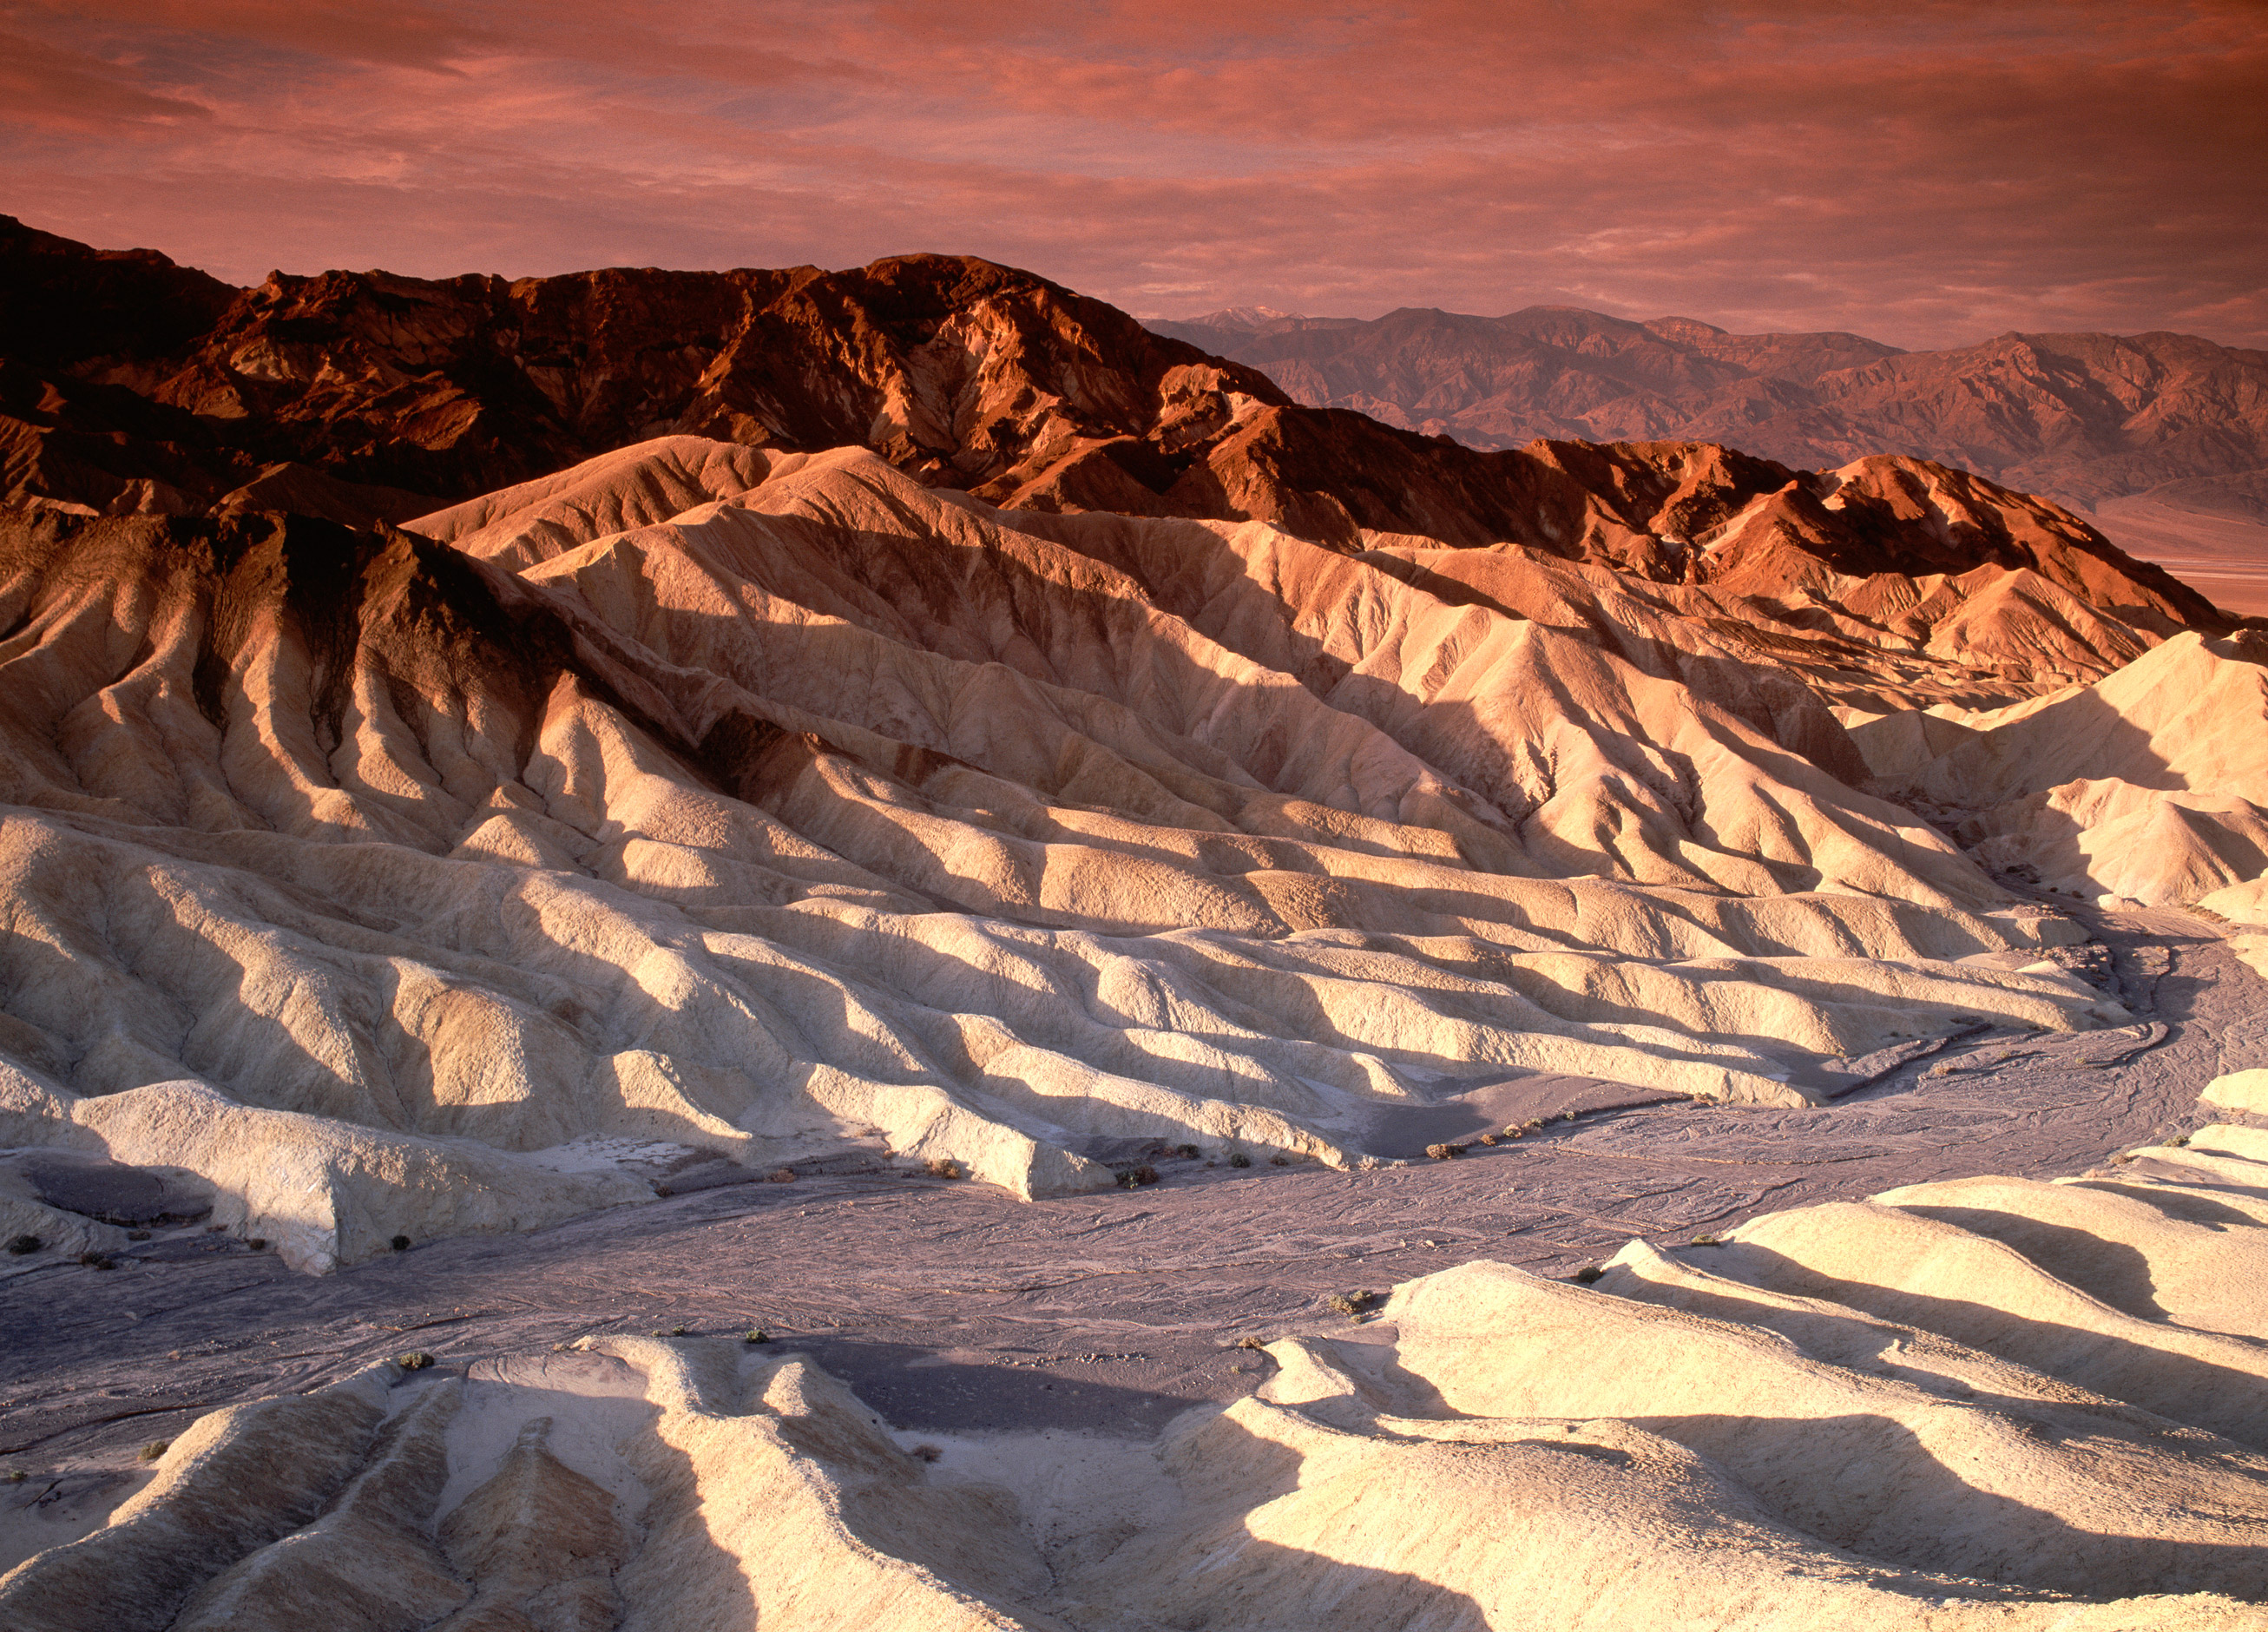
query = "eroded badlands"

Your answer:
(11, 1072), (2268, 1630)
(7, 438), (2238, 1273)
